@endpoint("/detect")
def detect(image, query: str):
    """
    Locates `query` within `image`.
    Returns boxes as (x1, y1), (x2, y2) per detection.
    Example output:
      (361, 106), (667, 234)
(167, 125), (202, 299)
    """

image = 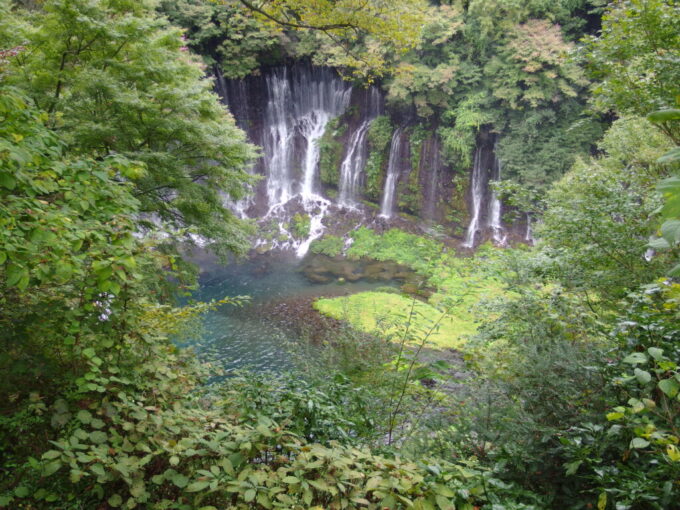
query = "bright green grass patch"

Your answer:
(313, 229), (508, 349)
(315, 291), (478, 349)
